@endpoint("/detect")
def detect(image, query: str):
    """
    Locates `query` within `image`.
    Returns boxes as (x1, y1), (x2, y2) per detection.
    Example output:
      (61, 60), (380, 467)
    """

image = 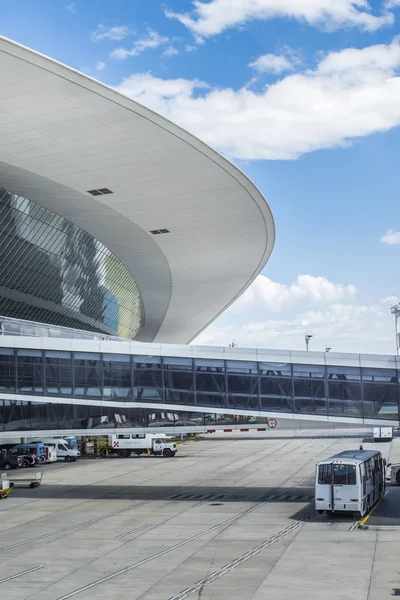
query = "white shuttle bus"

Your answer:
(315, 450), (385, 517)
